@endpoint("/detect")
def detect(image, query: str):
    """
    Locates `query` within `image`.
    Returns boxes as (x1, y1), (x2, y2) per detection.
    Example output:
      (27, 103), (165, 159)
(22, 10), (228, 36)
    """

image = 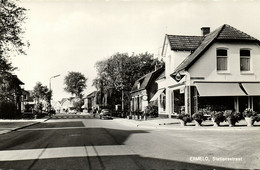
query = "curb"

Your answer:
(136, 124), (260, 131)
(0, 117), (51, 135)
(114, 118), (260, 131)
